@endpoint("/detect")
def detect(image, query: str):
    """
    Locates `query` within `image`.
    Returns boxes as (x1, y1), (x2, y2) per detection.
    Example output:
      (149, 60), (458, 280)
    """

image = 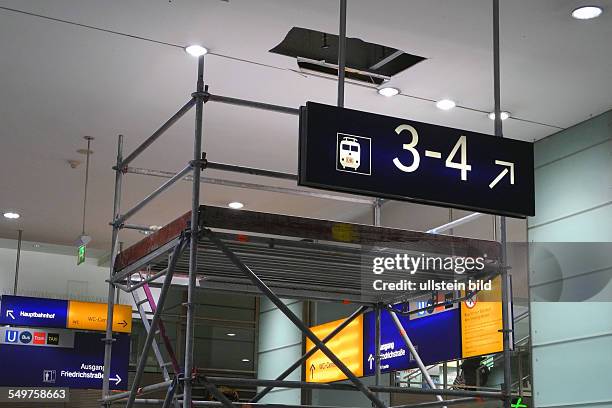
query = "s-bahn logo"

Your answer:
(336, 133), (371, 176)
